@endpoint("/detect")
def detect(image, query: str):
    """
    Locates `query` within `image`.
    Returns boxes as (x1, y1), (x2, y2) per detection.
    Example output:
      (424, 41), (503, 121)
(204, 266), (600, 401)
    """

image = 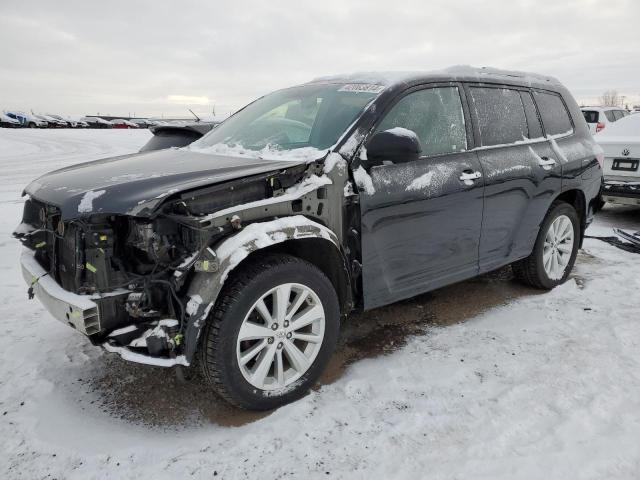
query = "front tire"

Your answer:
(199, 254), (340, 410)
(513, 201), (580, 289)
